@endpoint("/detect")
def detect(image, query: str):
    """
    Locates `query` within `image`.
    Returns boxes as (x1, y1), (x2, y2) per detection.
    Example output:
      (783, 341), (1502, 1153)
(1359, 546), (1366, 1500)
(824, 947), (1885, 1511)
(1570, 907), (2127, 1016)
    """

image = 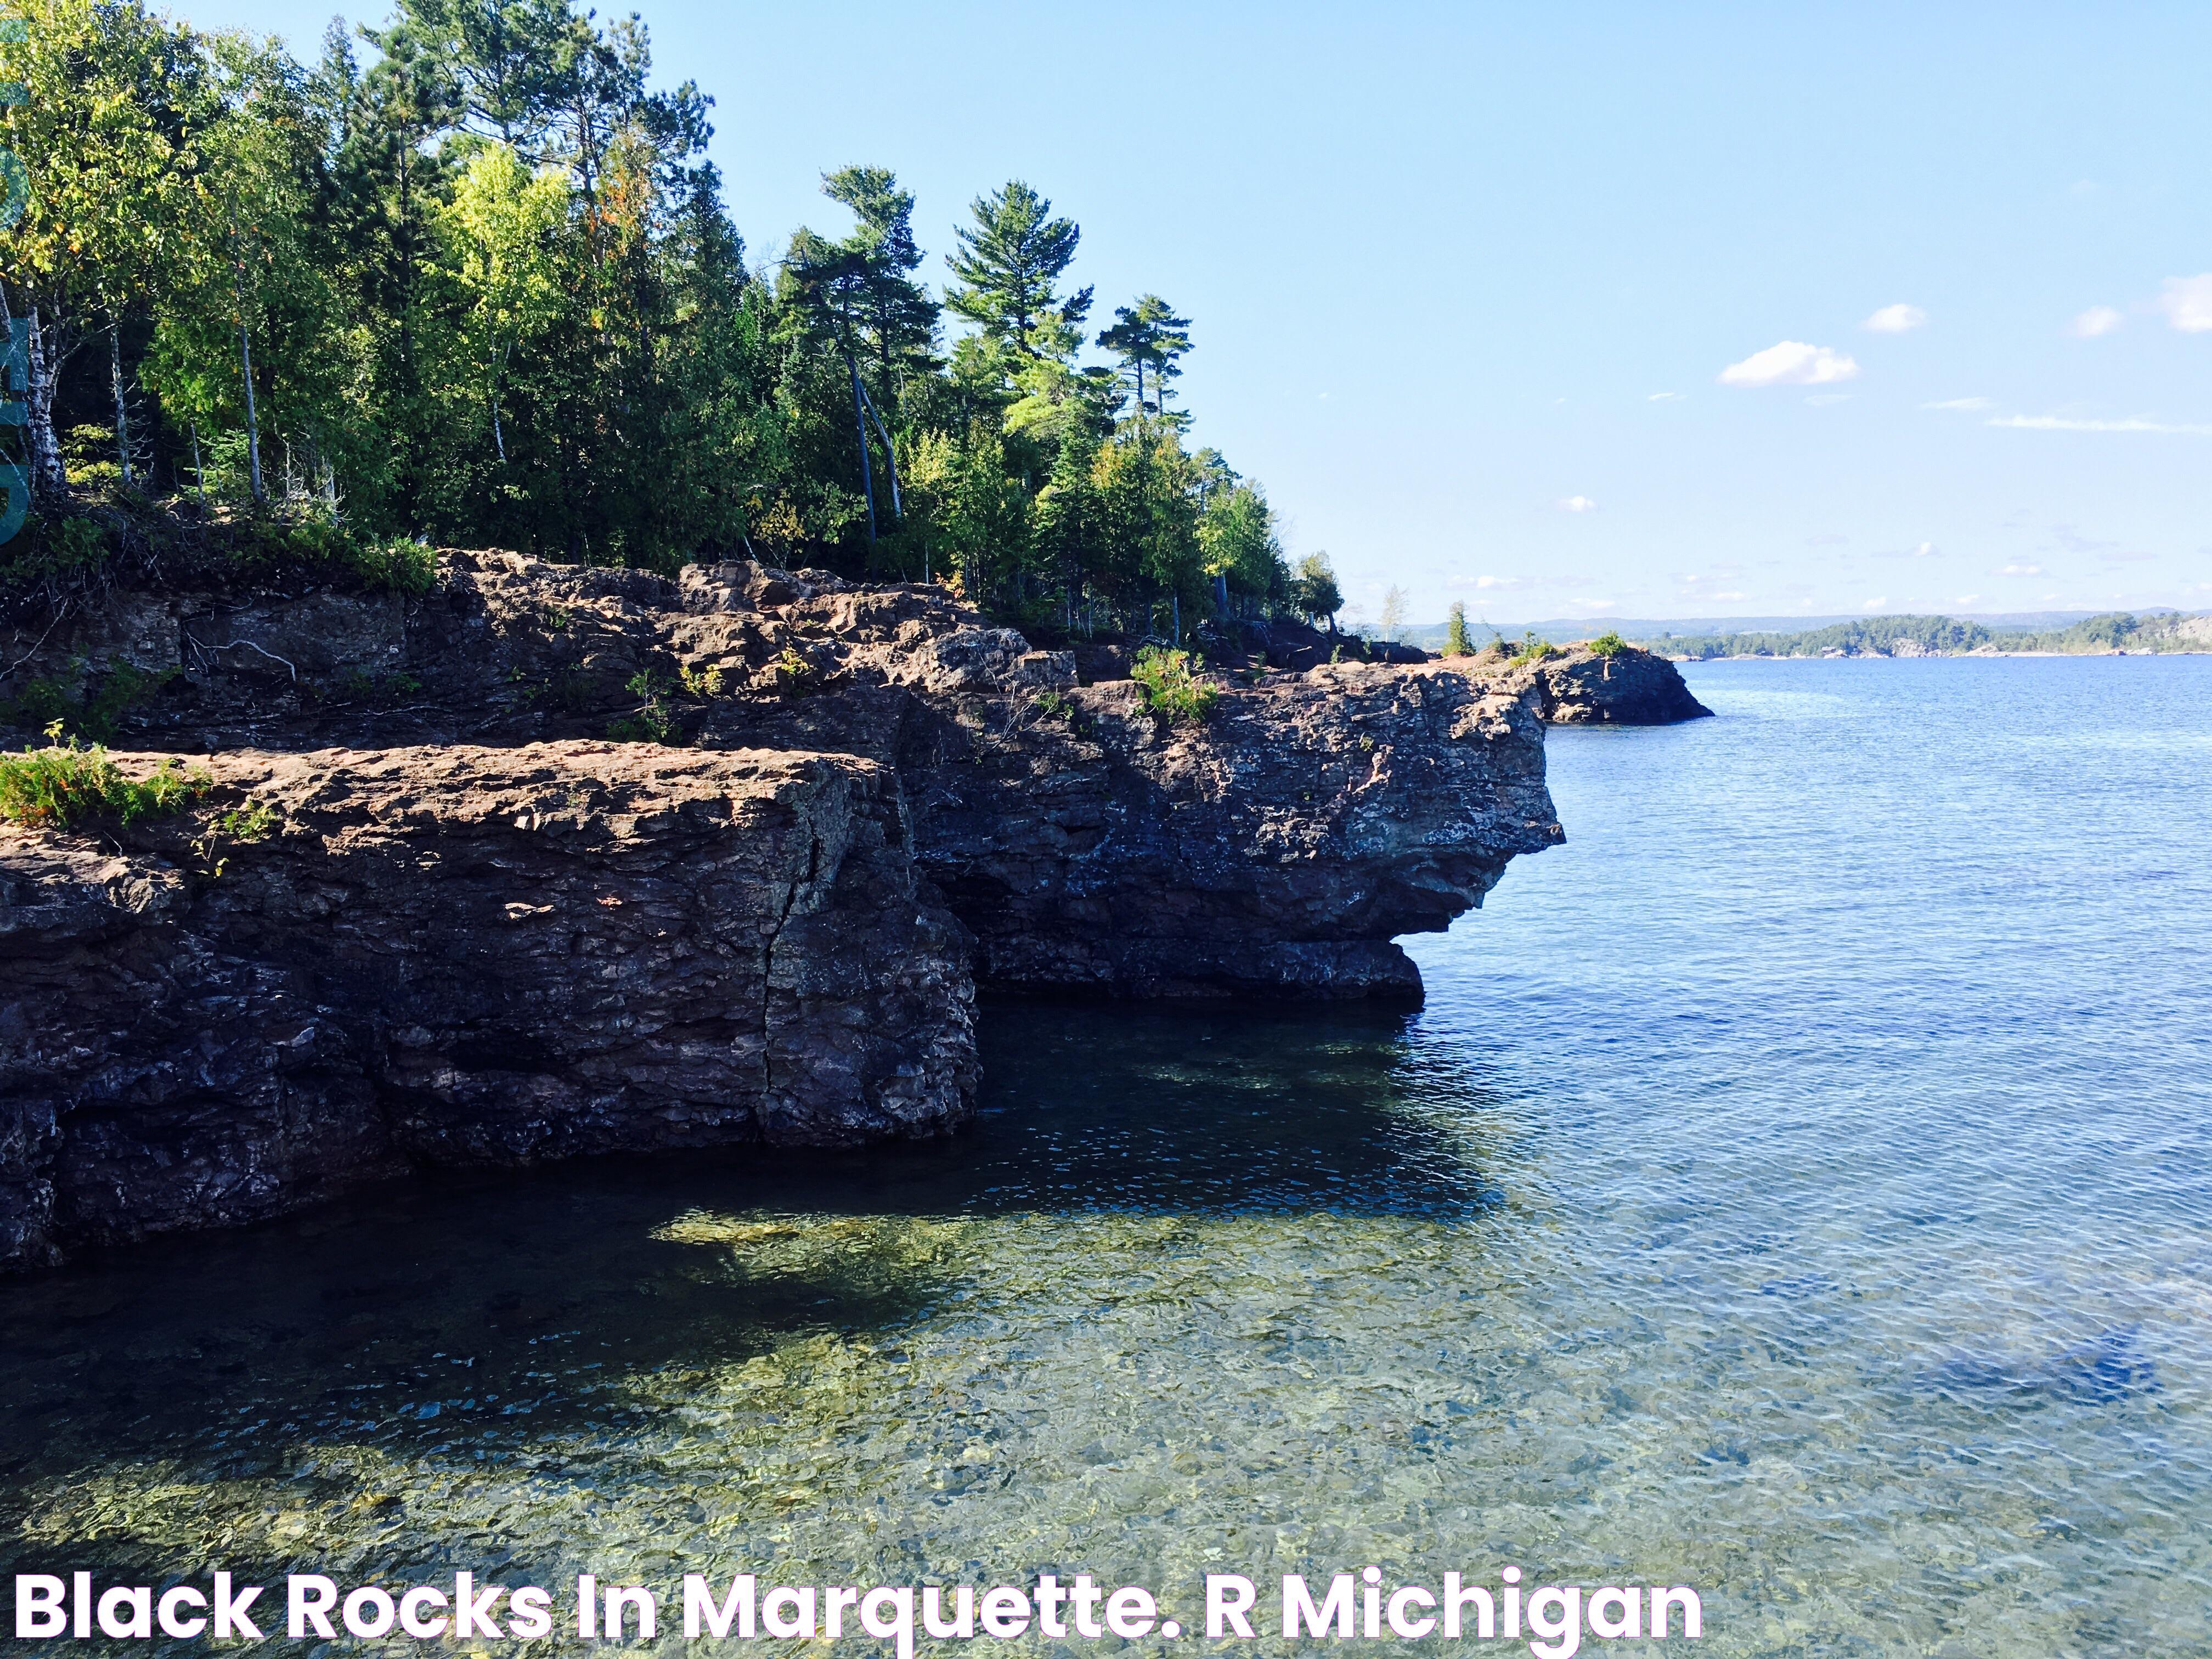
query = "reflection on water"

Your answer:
(3, 657), (2209, 1656)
